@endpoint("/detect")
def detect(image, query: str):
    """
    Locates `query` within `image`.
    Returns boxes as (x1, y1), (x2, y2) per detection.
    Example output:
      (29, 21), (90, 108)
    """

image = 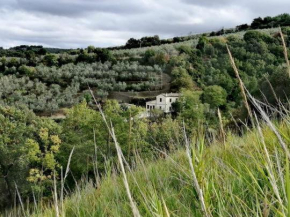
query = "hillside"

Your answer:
(7, 112), (290, 216)
(0, 26), (289, 117)
(0, 14), (289, 116)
